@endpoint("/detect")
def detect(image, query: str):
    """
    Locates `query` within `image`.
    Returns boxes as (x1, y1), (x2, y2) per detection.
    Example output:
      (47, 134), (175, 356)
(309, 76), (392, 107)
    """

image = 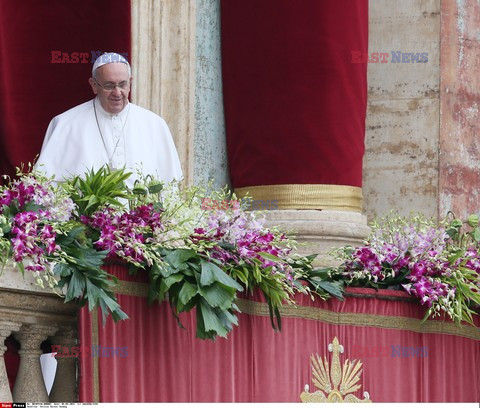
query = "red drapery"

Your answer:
(78, 265), (480, 403)
(221, 0), (368, 188)
(0, 0), (131, 180)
